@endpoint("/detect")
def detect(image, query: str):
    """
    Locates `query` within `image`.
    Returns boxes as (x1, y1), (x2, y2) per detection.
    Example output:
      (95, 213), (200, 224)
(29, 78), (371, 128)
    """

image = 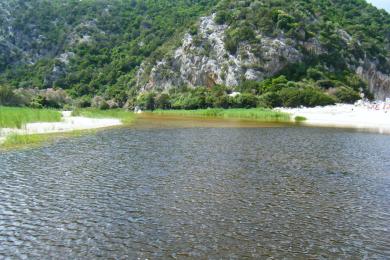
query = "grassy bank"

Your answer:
(0, 106), (61, 128)
(72, 108), (135, 124)
(152, 108), (292, 122)
(1, 133), (50, 149)
(0, 131), (89, 150)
